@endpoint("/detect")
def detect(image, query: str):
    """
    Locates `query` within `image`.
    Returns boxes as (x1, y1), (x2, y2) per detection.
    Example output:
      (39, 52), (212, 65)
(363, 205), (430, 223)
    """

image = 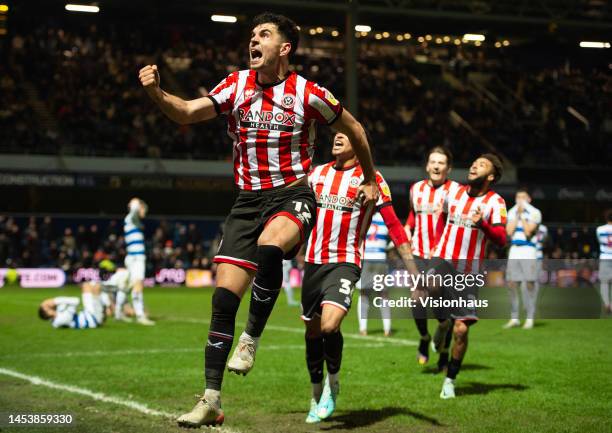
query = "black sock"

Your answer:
(443, 319), (454, 351)
(205, 287), (241, 391)
(446, 357), (463, 380)
(305, 335), (324, 384)
(414, 318), (429, 338)
(437, 351), (449, 370)
(245, 245), (284, 338)
(323, 331), (344, 374)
